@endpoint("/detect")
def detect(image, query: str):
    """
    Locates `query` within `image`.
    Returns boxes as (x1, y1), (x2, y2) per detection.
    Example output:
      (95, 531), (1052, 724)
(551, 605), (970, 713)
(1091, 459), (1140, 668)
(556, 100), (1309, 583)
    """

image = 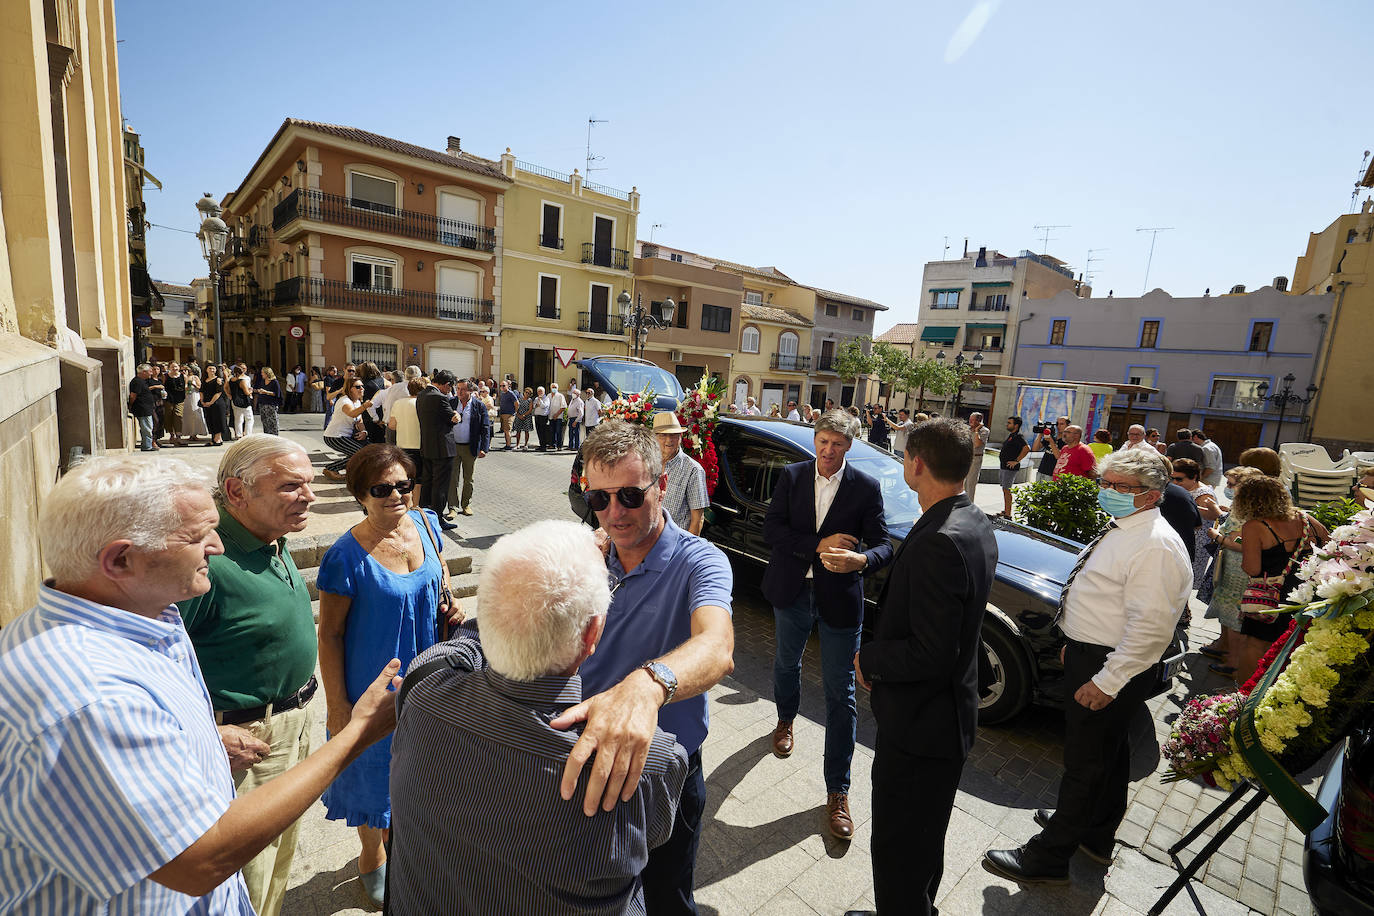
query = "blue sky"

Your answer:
(118, 0), (1370, 333)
